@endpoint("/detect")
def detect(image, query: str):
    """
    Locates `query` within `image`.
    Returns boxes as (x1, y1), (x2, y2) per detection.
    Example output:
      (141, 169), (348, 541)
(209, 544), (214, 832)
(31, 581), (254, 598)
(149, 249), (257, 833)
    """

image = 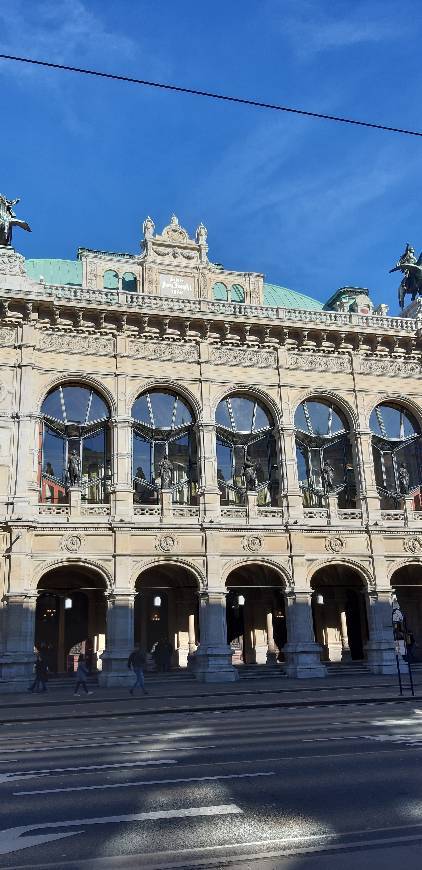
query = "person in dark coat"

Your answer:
(128, 645), (148, 696)
(73, 654), (93, 696)
(28, 655), (48, 693)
